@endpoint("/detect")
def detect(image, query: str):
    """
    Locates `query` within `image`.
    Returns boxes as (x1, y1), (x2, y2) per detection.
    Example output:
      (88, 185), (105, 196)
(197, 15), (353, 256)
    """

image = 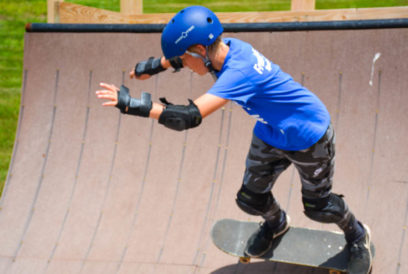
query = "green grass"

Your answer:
(70, 0), (120, 12)
(0, 0), (47, 196)
(142, 1), (291, 13)
(70, 0), (408, 13)
(316, 0), (408, 9)
(0, 0), (407, 196)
